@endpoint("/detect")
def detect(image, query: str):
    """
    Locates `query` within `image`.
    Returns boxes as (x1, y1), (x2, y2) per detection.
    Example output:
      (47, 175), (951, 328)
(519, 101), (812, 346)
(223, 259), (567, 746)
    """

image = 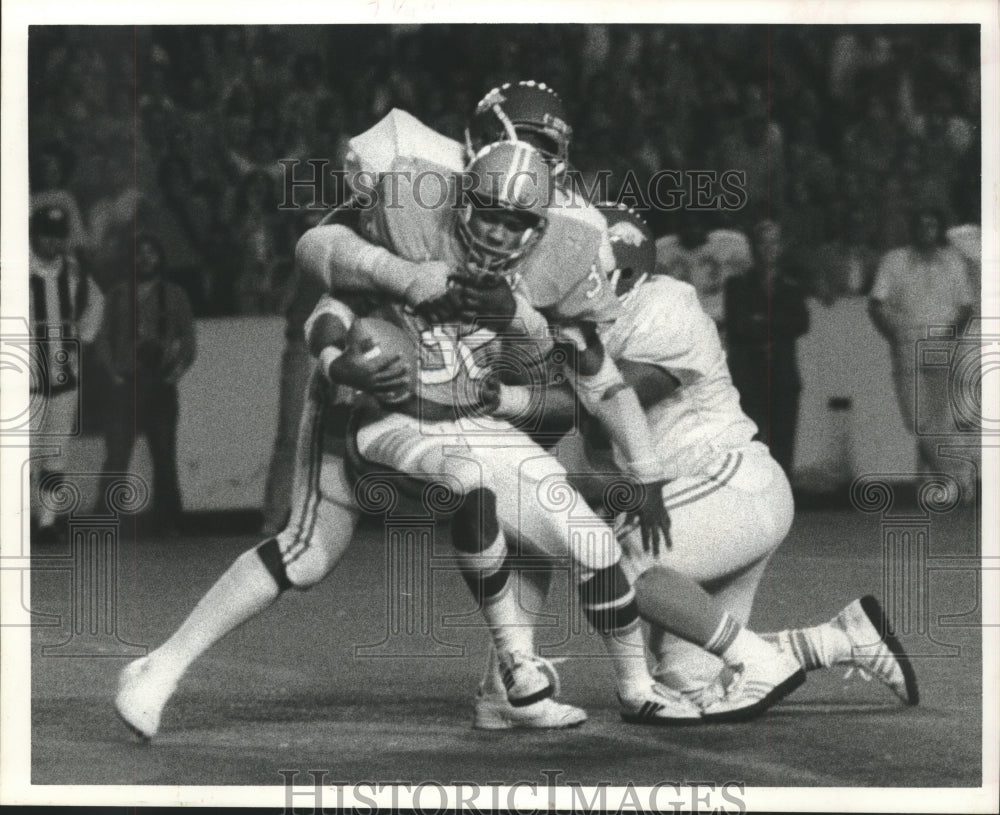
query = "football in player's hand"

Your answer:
(335, 317), (418, 405)
(347, 318), (413, 361)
